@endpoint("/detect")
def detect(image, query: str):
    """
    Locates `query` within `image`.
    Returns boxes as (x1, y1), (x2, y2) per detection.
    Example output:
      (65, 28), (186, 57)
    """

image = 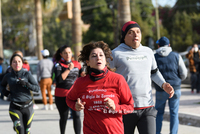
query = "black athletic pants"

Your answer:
(123, 107), (157, 134)
(55, 96), (81, 134)
(9, 101), (34, 134)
